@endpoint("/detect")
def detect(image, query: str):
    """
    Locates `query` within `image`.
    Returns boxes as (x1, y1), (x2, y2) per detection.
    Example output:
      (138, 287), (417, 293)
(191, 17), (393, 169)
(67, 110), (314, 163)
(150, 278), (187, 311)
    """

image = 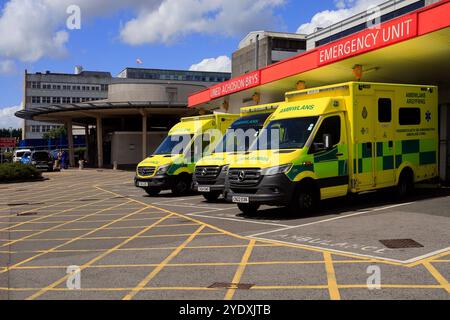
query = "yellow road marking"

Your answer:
(323, 252), (341, 300)
(0, 204), (150, 274)
(0, 193), (114, 231)
(123, 225), (206, 300)
(224, 239), (255, 300)
(422, 261), (450, 294)
(0, 200), (133, 248)
(26, 212), (174, 300)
